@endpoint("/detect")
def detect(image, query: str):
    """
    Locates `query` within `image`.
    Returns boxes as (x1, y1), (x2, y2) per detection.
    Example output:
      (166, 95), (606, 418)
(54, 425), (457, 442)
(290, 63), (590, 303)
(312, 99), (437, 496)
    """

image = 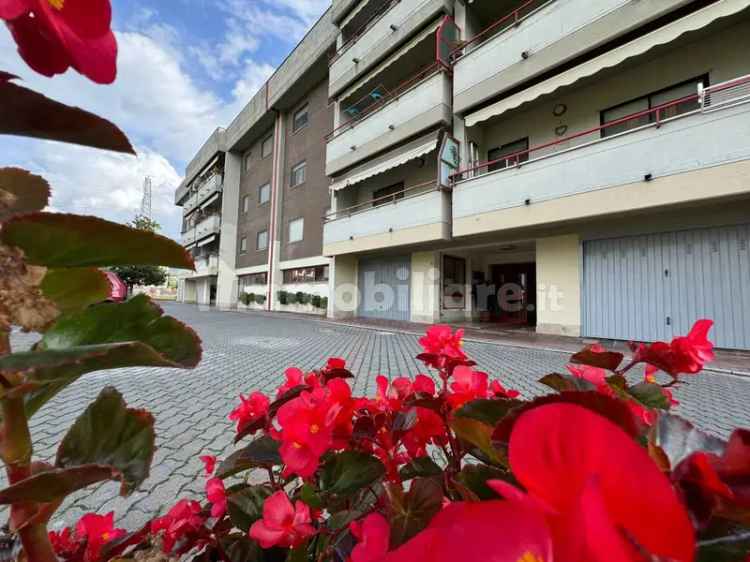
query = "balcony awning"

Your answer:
(340, 17), (442, 102)
(465, 0), (750, 127)
(200, 192), (220, 210)
(330, 130), (440, 192)
(184, 242), (196, 250)
(197, 234), (217, 247)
